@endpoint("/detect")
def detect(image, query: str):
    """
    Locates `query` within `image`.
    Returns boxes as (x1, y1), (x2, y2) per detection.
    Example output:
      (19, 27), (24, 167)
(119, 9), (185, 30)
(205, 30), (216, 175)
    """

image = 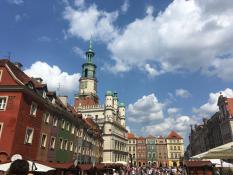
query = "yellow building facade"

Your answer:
(166, 131), (184, 167)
